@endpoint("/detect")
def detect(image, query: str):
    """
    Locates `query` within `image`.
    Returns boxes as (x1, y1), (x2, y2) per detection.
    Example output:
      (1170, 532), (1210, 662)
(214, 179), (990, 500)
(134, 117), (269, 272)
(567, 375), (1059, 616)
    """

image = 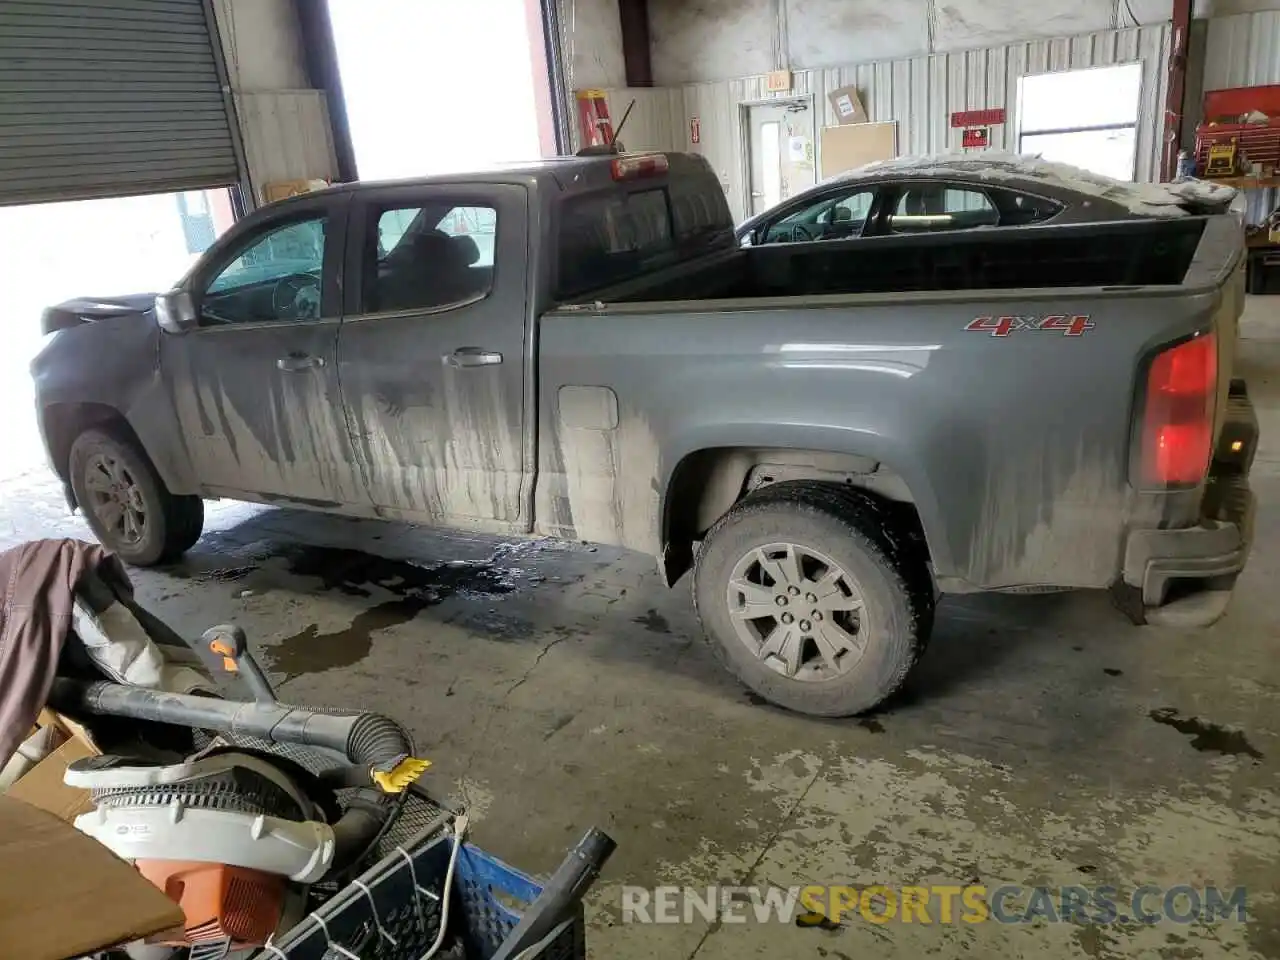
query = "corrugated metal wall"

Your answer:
(604, 23), (1172, 224)
(1204, 11), (1280, 89)
(593, 88), (686, 152)
(1203, 11), (1280, 228)
(234, 91), (338, 193)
